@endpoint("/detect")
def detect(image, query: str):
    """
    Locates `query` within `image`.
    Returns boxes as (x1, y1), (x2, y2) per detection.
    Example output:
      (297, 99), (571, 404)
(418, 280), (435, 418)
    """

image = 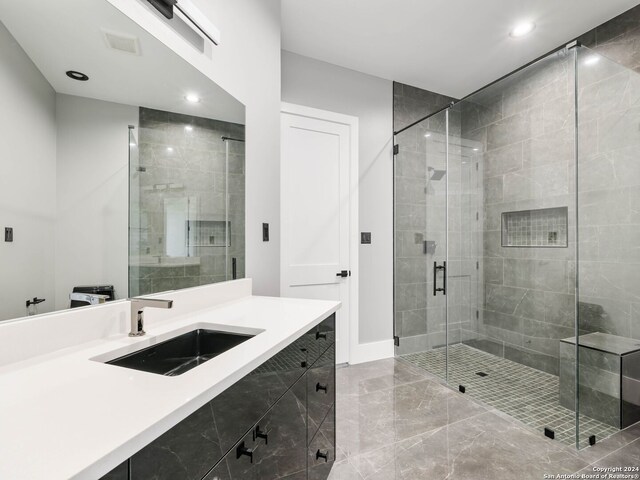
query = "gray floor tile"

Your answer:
(337, 379), (486, 458)
(347, 411), (588, 480)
